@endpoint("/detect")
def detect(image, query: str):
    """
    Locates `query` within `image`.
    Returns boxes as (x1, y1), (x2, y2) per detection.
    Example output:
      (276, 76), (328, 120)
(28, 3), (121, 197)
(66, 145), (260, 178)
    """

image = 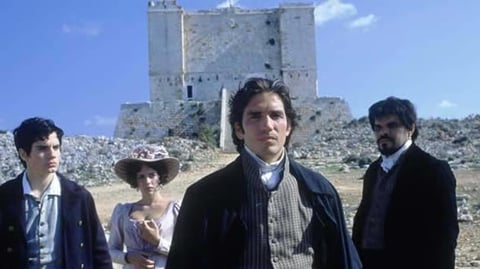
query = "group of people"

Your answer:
(0, 77), (458, 269)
